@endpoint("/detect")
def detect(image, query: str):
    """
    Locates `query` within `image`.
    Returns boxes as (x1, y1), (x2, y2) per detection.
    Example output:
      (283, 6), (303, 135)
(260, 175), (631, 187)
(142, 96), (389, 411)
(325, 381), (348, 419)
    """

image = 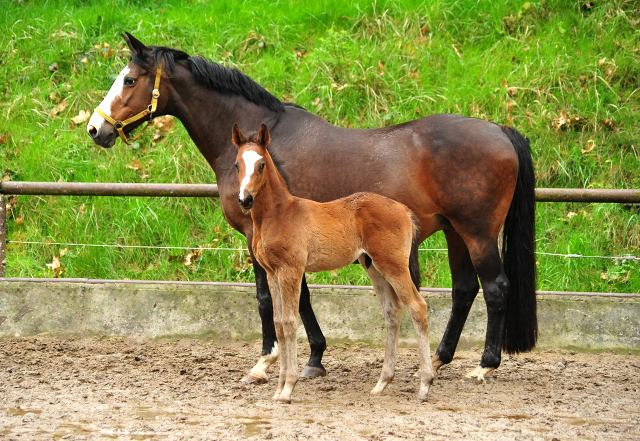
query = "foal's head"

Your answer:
(232, 124), (271, 210)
